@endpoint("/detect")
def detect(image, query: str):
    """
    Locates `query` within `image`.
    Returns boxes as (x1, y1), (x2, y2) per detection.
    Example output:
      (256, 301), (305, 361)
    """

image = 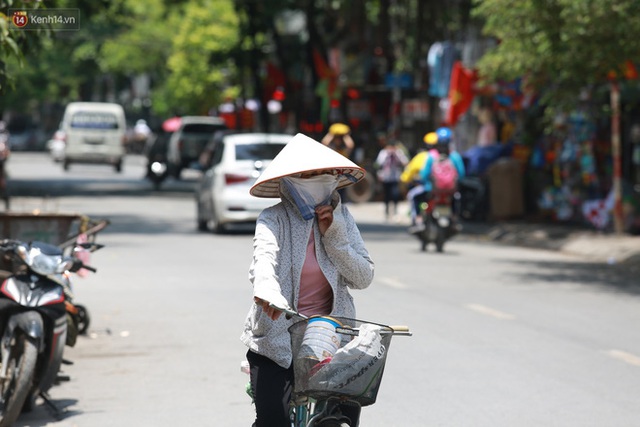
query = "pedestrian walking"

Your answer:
(374, 136), (408, 222)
